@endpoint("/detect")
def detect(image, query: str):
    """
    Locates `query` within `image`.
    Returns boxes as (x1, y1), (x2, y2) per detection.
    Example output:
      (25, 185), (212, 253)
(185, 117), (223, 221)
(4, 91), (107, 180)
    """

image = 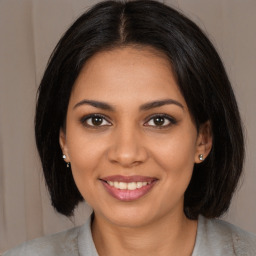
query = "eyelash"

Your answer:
(80, 114), (112, 128)
(144, 114), (177, 128)
(80, 113), (177, 129)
